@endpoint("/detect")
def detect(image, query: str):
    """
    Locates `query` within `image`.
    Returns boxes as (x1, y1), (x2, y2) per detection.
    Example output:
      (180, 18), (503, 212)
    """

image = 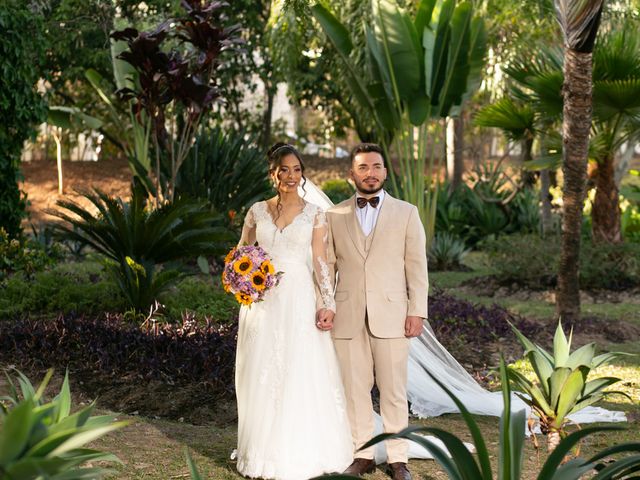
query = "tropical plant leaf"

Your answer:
(475, 98), (536, 142)
(565, 343), (596, 369)
(553, 321), (571, 367)
(593, 78), (640, 123)
(185, 448), (203, 480)
(554, 367), (588, 427)
(499, 360), (526, 480)
(53, 370), (72, 422)
(372, 0), (422, 101)
(438, 1), (473, 116)
(428, 0), (455, 106)
(0, 398), (35, 464)
(311, 3), (373, 113)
